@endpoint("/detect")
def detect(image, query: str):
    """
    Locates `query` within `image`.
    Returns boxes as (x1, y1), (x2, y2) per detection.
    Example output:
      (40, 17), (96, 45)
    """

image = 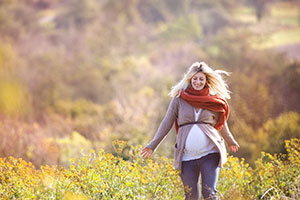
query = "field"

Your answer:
(0, 139), (299, 199)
